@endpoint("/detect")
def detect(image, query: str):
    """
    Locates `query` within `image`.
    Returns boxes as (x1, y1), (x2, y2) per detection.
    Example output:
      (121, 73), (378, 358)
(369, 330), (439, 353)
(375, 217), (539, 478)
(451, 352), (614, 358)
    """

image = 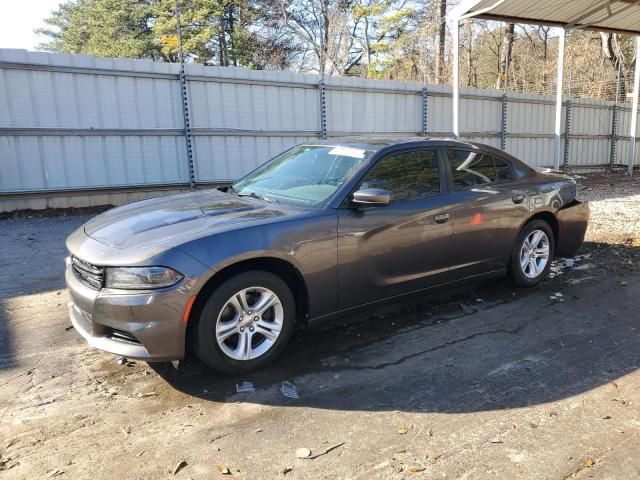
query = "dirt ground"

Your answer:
(1, 174), (640, 480)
